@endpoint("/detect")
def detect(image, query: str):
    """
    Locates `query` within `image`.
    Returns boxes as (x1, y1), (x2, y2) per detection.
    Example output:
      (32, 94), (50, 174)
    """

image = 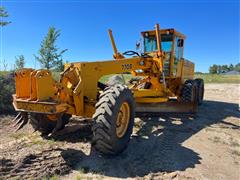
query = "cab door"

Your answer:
(173, 37), (184, 76)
